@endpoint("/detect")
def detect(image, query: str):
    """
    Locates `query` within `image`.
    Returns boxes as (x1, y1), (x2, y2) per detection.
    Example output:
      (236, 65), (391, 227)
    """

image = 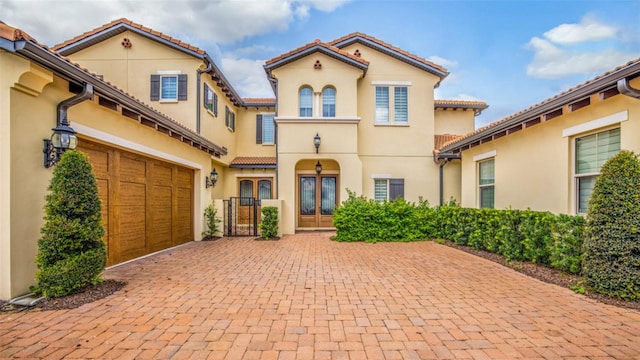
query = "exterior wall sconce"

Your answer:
(315, 161), (322, 175)
(43, 122), (78, 168)
(314, 133), (321, 153)
(205, 168), (218, 188)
